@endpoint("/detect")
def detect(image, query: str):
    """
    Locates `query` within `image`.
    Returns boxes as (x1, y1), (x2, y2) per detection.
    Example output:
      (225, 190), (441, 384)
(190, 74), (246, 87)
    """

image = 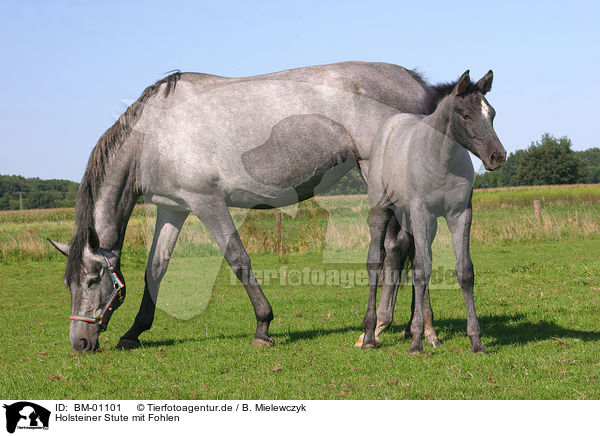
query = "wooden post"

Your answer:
(575, 210), (579, 226)
(275, 211), (283, 255)
(533, 199), (541, 218)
